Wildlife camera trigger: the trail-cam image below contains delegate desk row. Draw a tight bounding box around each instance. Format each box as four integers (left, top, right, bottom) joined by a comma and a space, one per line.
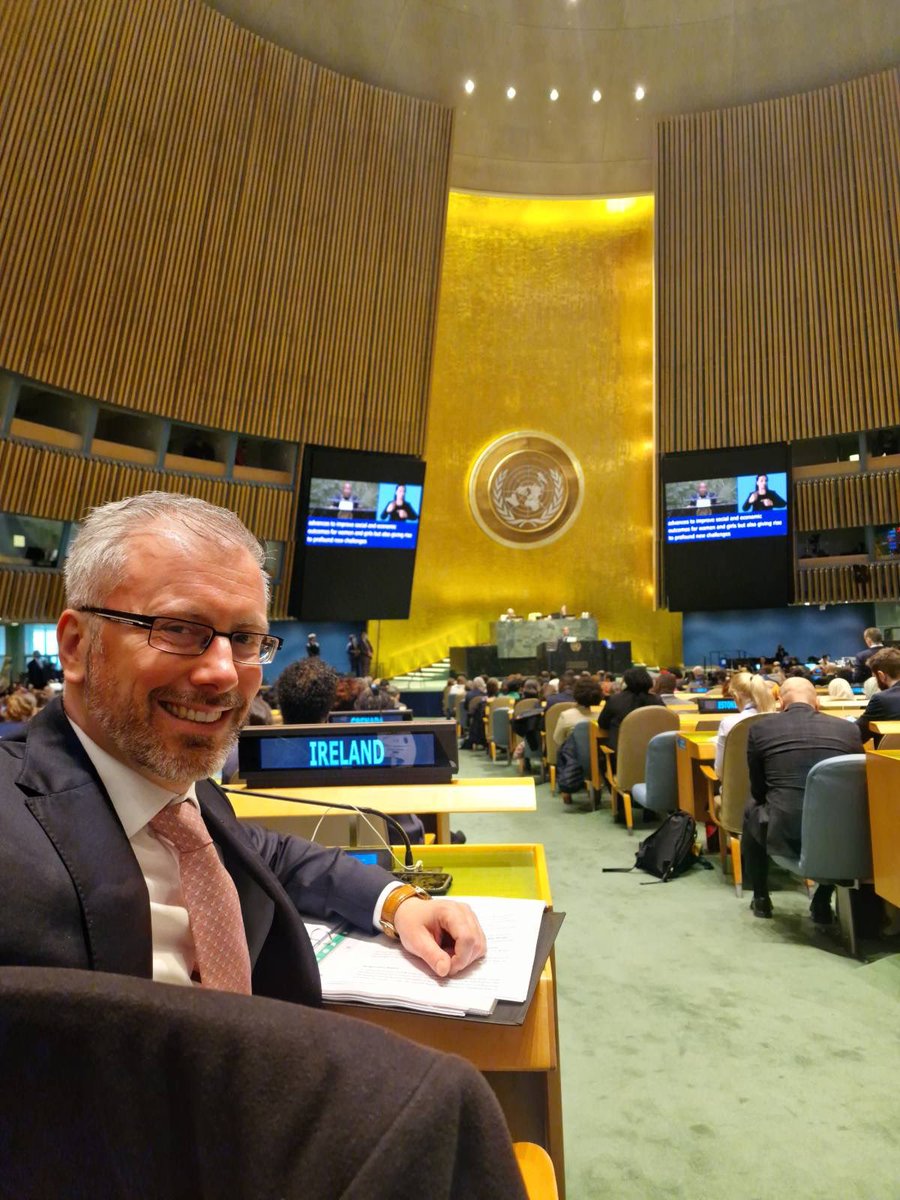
666, 720, 900, 912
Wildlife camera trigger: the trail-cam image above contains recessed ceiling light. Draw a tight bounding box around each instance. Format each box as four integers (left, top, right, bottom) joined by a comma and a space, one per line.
634, 85, 645, 101
592, 89, 602, 103
506, 86, 516, 100
464, 79, 475, 95
549, 88, 559, 102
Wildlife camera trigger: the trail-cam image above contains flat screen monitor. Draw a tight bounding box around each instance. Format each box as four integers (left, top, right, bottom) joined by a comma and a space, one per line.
288, 445, 426, 620
661, 443, 792, 611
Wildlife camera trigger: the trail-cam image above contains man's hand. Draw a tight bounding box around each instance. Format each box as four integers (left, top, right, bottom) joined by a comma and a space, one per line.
393, 898, 486, 978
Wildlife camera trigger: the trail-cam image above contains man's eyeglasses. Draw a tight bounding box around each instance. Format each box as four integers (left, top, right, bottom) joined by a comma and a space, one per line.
79, 607, 283, 665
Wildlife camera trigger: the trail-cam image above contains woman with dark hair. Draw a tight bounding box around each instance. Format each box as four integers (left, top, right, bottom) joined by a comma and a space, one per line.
380, 484, 418, 521
742, 473, 786, 511
596, 666, 663, 763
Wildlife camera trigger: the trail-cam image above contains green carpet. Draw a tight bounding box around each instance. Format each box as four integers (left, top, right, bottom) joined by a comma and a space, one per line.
455, 749, 900, 1200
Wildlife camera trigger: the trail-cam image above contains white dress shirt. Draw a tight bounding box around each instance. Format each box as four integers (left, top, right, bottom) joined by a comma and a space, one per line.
68, 719, 400, 986
713, 704, 758, 779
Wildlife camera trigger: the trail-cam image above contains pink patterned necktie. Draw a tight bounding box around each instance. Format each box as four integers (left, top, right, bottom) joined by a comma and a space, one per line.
150, 801, 252, 995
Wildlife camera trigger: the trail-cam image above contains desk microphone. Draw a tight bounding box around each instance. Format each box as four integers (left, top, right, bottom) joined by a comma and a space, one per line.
220, 785, 415, 868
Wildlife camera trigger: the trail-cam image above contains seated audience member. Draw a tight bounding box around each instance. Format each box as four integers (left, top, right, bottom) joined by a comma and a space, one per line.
333, 674, 365, 710
355, 679, 399, 711
276, 658, 339, 724
546, 670, 576, 708
684, 665, 708, 692
553, 677, 601, 747
445, 673, 467, 715
853, 626, 885, 682
440, 673, 457, 717
713, 671, 777, 778
742, 678, 862, 922
0, 492, 485, 998
596, 666, 663, 770
862, 673, 881, 700
856, 647, 900, 744
652, 670, 678, 696
599, 672, 618, 698
826, 676, 855, 700
0, 691, 37, 738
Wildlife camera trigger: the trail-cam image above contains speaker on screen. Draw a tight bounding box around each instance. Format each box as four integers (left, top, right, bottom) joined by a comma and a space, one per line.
288, 445, 426, 621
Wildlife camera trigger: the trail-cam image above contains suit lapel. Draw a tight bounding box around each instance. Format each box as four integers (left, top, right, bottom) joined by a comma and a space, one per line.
18, 702, 152, 977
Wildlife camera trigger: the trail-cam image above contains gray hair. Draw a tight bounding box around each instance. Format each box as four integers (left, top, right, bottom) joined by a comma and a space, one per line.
64, 492, 269, 608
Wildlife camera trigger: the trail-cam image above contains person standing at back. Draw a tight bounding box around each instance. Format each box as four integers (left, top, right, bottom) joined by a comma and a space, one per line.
856, 647, 900, 743
852, 626, 885, 683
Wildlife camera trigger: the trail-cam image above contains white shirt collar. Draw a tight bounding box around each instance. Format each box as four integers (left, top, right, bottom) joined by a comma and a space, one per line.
67, 716, 198, 839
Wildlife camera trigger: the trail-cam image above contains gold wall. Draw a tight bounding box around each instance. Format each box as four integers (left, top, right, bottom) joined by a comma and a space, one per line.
377, 193, 682, 676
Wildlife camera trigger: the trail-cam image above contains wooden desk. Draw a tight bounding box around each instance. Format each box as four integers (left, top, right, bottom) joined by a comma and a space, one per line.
675, 731, 717, 820
869, 720, 900, 736
228, 777, 536, 844
677, 711, 725, 733
331, 843, 566, 1197
864, 750, 900, 908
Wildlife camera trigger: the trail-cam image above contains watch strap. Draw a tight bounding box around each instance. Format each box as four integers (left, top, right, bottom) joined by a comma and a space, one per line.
379, 883, 430, 938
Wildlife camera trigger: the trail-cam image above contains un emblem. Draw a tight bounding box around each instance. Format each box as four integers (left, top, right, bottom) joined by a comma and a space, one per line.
468, 433, 584, 548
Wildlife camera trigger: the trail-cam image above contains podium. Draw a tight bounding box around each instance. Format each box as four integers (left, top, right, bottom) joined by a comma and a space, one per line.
537, 639, 631, 675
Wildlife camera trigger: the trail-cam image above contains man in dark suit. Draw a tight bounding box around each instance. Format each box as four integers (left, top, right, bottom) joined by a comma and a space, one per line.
857, 647, 900, 743
0, 492, 484, 996
743, 677, 862, 923
852, 625, 885, 682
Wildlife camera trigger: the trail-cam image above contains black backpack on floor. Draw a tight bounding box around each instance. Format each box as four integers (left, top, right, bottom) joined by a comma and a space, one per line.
604, 810, 706, 883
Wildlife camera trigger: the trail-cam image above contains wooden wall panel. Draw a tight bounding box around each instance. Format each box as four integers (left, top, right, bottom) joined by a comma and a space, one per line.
795, 470, 900, 532
0, 440, 298, 618
656, 68, 899, 453
0, 441, 293, 538
795, 561, 900, 606
0, 0, 452, 622
0, 0, 451, 452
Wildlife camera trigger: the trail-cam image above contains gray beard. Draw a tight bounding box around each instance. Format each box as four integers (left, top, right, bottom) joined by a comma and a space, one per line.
83, 648, 245, 785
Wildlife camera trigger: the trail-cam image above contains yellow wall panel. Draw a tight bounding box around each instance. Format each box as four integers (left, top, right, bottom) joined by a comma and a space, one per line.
376, 194, 681, 676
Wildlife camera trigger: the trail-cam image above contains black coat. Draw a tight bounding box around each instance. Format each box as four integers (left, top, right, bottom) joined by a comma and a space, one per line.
597, 690, 663, 753
857, 681, 900, 743
745, 704, 862, 858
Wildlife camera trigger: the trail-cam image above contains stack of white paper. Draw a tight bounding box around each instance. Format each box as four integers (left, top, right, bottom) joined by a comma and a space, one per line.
306, 895, 547, 1018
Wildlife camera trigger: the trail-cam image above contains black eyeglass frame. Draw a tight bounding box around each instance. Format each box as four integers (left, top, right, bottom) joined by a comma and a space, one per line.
78, 606, 283, 665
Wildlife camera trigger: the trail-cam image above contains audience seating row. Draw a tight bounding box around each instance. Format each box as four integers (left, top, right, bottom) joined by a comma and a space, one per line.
469, 696, 878, 959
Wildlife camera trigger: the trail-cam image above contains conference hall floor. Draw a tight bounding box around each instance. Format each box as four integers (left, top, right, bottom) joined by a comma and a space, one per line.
455, 748, 900, 1200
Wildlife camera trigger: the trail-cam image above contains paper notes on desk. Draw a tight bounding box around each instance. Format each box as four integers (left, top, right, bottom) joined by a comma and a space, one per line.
305, 896, 548, 1019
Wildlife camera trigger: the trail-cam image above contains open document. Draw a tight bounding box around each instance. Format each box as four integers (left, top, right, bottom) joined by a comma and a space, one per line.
304, 896, 553, 1020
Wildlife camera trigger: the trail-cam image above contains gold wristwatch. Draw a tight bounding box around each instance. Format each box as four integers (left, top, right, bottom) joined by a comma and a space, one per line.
379, 883, 430, 938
